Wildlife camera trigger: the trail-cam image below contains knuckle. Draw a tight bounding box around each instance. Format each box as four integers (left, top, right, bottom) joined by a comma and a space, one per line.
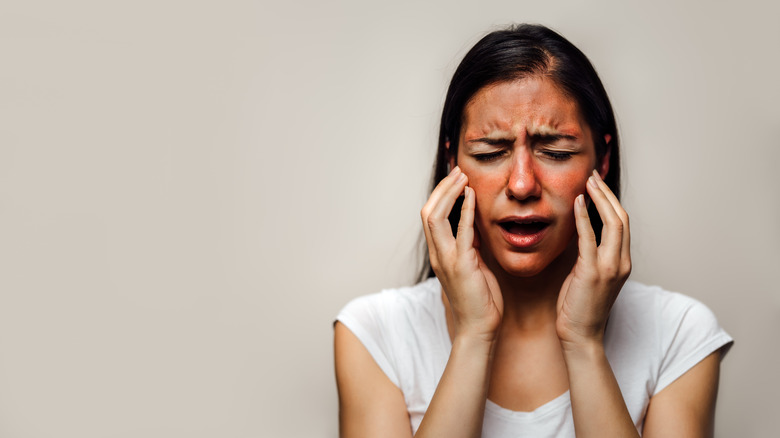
622, 259, 632, 276
612, 218, 623, 233
602, 263, 620, 280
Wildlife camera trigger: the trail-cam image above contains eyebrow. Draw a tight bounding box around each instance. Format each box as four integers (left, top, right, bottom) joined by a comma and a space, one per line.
467, 132, 578, 145
529, 132, 578, 142
467, 137, 513, 145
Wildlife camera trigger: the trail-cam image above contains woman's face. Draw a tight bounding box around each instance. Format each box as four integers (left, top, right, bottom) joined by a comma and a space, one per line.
455, 77, 608, 277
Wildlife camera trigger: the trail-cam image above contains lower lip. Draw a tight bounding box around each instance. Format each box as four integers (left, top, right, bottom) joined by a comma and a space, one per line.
499, 224, 549, 248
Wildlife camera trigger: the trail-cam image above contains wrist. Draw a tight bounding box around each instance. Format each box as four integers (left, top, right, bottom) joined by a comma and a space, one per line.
452, 332, 497, 356
559, 336, 605, 361
556, 320, 606, 354
452, 314, 501, 345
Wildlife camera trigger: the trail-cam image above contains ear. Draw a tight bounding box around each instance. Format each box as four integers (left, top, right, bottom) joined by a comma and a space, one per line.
446, 141, 457, 172
597, 134, 611, 180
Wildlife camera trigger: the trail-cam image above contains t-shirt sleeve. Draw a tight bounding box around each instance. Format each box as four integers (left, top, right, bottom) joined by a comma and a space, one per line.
654, 294, 734, 395
335, 294, 401, 388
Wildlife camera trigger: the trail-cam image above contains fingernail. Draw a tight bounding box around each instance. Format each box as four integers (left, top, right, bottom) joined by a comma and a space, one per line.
457, 172, 467, 183
592, 169, 601, 180
577, 193, 585, 207
451, 166, 461, 176
588, 175, 598, 189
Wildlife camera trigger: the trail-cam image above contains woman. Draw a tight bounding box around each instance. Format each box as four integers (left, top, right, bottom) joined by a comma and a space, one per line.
334, 24, 732, 437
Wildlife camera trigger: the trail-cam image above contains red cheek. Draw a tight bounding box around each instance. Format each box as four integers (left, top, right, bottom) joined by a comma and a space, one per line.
464, 176, 502, 221
545, 168, 589, 194
464, 170, 501, 194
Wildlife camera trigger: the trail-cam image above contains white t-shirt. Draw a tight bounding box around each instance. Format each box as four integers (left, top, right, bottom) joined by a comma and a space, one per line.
336, 277, 733, 437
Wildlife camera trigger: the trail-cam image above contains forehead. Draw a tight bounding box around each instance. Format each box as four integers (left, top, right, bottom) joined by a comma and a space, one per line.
461, 77, 587, 137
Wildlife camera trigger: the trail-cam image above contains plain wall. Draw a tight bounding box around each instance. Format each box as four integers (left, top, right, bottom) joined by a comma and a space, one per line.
1, 0, 778, 436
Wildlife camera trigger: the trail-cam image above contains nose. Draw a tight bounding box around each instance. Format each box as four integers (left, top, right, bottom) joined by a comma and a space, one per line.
506, 148, 542, 201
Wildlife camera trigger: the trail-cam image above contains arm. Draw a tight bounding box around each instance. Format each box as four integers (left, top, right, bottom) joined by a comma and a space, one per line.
334, 320, 495, 438
335, 166, 501, 438
415, 166, 503, 437
557, 170, 639, 437
334, 321, 412, 438
558, 171, 725, 437
560, 342, 722, 438
414, 333, 495, 437
562, 340, 639, 437
643, 351, 721, 438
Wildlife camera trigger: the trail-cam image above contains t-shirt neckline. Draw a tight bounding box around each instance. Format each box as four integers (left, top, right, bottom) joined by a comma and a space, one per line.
432, 277, 572, 420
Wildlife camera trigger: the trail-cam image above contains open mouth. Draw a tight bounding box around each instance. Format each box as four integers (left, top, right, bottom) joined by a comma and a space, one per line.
499, 220, 550, 236
498, 218, 550, 248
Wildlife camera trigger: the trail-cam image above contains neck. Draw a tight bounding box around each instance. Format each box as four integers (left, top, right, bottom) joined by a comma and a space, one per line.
488, 239, 578, 334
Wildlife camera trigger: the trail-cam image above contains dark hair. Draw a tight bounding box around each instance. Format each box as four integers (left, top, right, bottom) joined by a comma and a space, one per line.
419, 23, 621, 281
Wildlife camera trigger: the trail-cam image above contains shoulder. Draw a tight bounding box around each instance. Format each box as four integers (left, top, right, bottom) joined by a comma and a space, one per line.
608, 280, 733, 395
612, 281, 731, 344
337, 277, 442, 327
612, 281, 703, 321
335, 277, 446, 388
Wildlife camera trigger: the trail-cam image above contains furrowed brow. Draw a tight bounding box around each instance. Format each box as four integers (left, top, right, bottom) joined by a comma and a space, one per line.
467, 137, 514, 145
529, 133, 578, 142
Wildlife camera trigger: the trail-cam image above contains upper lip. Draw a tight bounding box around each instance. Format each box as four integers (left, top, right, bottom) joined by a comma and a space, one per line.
497, 215, 552, 224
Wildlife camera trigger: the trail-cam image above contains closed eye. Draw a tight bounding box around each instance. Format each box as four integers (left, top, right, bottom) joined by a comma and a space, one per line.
531, 133, 579, 161
474, 150, 507, 162
541, 150, 573, 160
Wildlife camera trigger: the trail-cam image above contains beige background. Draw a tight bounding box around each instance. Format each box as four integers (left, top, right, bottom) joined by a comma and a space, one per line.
1, 0, 778, 437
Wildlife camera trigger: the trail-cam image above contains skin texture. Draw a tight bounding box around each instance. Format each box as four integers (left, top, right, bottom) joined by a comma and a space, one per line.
457, 78, 601, 281
334, 77, 722, 438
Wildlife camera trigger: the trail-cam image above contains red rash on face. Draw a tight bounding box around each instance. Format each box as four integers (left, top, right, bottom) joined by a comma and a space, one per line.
455, 77, 607, 278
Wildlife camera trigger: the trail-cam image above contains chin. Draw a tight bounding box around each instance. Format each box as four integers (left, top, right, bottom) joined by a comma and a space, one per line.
491, 252, 556, 278
485, 239, 576, 279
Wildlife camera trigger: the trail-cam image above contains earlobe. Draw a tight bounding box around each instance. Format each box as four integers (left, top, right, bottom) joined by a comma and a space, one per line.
598, 134, 612, 180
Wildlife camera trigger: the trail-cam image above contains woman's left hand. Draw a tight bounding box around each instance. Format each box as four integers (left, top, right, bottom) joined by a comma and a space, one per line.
556, 170, 631, 348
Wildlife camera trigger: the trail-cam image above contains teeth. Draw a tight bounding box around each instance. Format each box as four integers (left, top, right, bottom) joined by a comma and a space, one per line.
512, 220, 541, 225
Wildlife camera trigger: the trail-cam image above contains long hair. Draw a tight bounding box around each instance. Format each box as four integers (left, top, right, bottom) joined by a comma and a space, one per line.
418, 24, 621, 281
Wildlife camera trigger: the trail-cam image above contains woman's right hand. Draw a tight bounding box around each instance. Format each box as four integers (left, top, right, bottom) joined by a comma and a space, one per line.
421, 166, 503, 342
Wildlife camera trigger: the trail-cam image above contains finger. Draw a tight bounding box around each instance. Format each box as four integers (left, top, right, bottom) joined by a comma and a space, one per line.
475, 248, 502, 313
421, 167, 467, 254
591, 170, 631, 259
426, 170, 468, 252
421, 167, 461, 265
473, 219, 481, 249
455, 186, 475, 253
586, 173, 622, 266
574, 193, 597, 263
422, 167, 462, 220
421, 166, 461, 243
